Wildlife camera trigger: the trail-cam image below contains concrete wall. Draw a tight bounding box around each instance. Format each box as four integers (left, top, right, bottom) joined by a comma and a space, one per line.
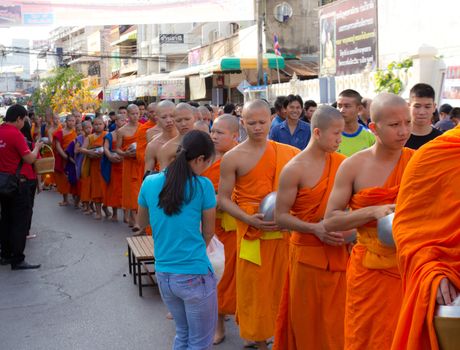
265, 0, 319, 57
377, 0, 460, 100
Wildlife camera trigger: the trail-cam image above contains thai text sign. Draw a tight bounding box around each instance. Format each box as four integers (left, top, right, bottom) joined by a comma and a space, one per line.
319, 0, 377, 76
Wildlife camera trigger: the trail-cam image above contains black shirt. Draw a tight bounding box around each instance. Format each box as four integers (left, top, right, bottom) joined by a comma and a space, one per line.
405, 127, 443, 150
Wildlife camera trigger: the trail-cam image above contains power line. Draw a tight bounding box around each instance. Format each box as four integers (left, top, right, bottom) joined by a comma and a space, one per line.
2, 46, 188, 62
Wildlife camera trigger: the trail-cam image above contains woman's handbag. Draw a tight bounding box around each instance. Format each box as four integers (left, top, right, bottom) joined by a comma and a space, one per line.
0, 160, 24, 197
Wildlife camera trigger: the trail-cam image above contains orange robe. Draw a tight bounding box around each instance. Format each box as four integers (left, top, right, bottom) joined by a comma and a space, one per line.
392, 127, 460, 350
88, 132, 107, 203
273, 152, 348, 350
77, 136, 91, 202
104, 137, 123, 208
136, 120, 156, 184
233, 140, 299, 341
345, 147, 414, 350
43, 124, 61, 186
122, 129, 141, 210
53, 129, 77, 195
202, 159, 237, 315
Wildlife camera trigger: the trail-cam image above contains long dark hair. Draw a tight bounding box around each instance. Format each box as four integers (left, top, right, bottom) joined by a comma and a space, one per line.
158, 130, 215, 216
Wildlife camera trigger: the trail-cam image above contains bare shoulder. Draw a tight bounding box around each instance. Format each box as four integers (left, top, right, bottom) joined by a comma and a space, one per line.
336, 149, 374, 184
342, 148, 372, 168
160, 138, 180, 157
117, 125, 129, 136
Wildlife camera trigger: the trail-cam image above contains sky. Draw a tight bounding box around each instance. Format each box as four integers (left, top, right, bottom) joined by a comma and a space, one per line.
0, 26, 56, 46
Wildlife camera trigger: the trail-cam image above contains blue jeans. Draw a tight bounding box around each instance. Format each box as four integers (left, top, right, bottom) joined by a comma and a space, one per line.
156, 271, 218, 350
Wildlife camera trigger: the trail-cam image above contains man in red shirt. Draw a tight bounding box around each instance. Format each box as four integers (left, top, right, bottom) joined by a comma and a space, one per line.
0, 104, 43, 270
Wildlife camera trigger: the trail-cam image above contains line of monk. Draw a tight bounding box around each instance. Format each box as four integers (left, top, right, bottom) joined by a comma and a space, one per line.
38, 89, 458, 349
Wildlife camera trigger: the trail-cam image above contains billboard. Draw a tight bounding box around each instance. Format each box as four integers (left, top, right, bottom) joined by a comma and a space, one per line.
0, 5, 22, 26
319, 0, 377, 76
440, 65, 460, 105
1, 0, 254, 26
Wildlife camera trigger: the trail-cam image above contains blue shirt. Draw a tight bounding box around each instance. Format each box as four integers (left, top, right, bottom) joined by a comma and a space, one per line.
269, 119, 311, 150
270, 114, 284, 129
138, 172, 216, 274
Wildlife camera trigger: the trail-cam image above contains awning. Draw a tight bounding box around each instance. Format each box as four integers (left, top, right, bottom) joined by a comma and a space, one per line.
169, 54, 285, 78
111, 30, 137, 46
69, 56, 100, 65
104, 73, 185, 101
281, 60, 319, 78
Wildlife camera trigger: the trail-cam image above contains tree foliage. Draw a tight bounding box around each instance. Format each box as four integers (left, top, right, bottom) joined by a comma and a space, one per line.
32, 67, 101, 116
374, 58, 413, 95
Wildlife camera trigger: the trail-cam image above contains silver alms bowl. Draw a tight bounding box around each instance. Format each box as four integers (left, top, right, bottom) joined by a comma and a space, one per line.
259, 192, 277, 222
377, 212, 395, 247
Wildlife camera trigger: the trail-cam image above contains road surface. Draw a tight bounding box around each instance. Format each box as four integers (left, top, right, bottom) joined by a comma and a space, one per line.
0, 190, 243, 350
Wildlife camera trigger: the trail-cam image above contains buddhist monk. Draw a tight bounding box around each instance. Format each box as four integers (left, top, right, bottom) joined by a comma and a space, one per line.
273, 105, 349, 350
103, 114, 125, 222
116, 104, 141, 230
391, 126, 460, 350
75, 120, 92, 213
193, 120, 210, 134
323, 93, 414, 350
47, 113, 62, 144
201, 114, 239, 345
135, 103, 157, 186
198, 105, 213, 127
144, 100, 177, 175
40, 110, 56, 189
53, 114, 77, 206
146, 104, 163, 143
218, 100, 300, 349
158, 103, 195, 170
81, 117, 108, 220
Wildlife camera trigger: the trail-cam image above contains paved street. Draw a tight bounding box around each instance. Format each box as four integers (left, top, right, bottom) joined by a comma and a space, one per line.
0, 190, 242, 350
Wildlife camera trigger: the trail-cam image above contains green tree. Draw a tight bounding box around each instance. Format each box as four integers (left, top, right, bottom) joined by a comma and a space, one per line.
374, 58, 413, 95
32, 67, 100, 115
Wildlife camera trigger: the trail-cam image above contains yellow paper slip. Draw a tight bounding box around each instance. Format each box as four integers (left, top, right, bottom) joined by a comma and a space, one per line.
239, 231, 283, 265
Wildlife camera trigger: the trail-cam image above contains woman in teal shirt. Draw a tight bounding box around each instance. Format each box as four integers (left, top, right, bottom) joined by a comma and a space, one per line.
138, 130, 217, 350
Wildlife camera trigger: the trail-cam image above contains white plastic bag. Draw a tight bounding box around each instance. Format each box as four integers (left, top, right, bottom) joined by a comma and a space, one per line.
207, 236, 225, 282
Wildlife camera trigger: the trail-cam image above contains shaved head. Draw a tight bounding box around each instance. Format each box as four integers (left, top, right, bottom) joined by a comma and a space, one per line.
127, 103, 139, 113
370, 93, 408, 123
157, 100, 175, 111
311, 105, 343, 131
213, 114, 239, 133
193, 120, 210, 133
242, 99, 271, 119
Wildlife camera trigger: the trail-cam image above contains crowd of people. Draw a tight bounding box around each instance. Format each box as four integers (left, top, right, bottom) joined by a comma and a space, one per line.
0, 82, 459, 350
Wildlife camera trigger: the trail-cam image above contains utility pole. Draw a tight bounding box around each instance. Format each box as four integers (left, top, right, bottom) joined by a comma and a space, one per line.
256, 0, 264, 86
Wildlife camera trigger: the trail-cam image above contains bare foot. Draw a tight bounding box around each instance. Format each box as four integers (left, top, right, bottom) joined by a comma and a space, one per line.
94, 214, 102, 220
166, 312, 173, 320
213, 314, 226, 345
59, 201, 69, 207
102, 206, 111, 218
256, 341, 269, 350
83, 210, 92, 215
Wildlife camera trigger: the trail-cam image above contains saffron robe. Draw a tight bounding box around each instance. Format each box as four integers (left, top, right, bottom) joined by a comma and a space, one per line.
233, 140, 299, 341
121, 129, 141, 210
88, 132, 107, 203
136, 120, 155, 184
345, 147, 414, 350
53, 129, 77, 195
202, 159, 237, 315
104, 136, 123, 208
274, 152, 348, 350
392, 127, 460, 350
